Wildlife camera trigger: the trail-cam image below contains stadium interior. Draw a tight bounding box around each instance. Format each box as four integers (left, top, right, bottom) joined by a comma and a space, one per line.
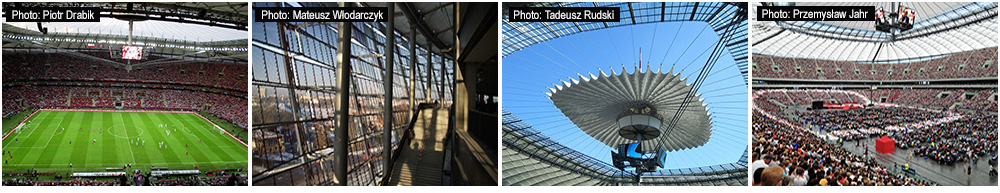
249, 2, 498, 186
751, 2, 997, 186
501, 2, 749, 186
2, 2, 249, 186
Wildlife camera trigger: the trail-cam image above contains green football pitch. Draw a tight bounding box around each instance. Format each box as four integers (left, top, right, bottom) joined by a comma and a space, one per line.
1, 109, 248, 176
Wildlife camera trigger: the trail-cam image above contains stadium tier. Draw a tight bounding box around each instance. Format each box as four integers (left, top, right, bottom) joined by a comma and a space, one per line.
3, 52, 248, 91
752, 113, 935, 186
2, 2, 249, 186
753, 88, 997, 186
3, 86, 247, 130
750, 2, 997, 186
753, 48, 997, 81
2, 52, 248, 129
2, 172, 247, 186
755, 89, 997, 113
2, 179, 121, 186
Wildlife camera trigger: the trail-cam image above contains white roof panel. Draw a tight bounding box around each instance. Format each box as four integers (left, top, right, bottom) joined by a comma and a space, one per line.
3, 17, 246, 42
752, 2, 997, 62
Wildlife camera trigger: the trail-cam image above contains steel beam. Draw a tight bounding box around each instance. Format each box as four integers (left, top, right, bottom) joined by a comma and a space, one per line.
426, 46, 433, 101
333, 2, 353, 186
439, 54, 446, 100
409, 26, 417, 113
399, 2, 449, 51
276, 22, 306, 168
381, 2, 395, 180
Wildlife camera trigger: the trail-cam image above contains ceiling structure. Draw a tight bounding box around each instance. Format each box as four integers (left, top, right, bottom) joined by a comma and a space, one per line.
503, 110, 747, 186
501, 2, 749, 186
3, 18, 247, 41
548, 68, 712, 152
2, 2, 248, 63
503, 2, 749, 83
249, 2, 498, 185
796, 2, 968, 31
752, 2, 998, 62
277, 2, 458, 57
3, 2, 247, 31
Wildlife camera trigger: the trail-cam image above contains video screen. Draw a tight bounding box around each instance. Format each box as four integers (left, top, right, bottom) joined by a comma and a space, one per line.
898, 6, 914, 25
121, 45, 143, 60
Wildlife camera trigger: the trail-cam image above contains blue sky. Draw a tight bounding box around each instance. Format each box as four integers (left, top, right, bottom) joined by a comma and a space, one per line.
503, 21, 748, 169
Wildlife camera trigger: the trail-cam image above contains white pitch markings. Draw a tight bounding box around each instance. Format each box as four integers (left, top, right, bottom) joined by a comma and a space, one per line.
3, 160, 247, 167
42, 114, 70, 149
118, 113, 137, 164
15, 113, 47, 141
193, 116, 248, 152
42, 126, 59, 149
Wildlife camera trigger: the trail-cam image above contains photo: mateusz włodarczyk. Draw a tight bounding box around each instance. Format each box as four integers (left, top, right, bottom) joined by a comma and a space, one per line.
250, 2, 498, 186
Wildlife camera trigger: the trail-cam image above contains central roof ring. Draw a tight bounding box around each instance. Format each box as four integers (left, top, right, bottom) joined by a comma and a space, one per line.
617, 102, 663, 140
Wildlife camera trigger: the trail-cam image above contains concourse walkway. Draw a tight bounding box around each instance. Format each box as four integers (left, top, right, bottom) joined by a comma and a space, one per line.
386, 108, 450, 186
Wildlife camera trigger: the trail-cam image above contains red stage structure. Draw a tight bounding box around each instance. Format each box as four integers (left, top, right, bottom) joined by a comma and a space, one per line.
876, 136, 895, 154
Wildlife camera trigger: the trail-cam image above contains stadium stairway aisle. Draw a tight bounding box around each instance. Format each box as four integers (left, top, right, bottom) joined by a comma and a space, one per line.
386, 108, 449, 186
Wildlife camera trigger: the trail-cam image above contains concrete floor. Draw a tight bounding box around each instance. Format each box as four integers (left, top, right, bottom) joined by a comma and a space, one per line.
785, 107, 999, 186
835, 136, 998, 186
386, 108, 449, 186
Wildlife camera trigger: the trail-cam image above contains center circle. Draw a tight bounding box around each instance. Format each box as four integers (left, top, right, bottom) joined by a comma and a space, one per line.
106, 124, 145, 138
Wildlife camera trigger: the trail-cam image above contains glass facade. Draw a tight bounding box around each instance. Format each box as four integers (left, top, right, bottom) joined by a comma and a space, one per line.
251, 2, 453, 186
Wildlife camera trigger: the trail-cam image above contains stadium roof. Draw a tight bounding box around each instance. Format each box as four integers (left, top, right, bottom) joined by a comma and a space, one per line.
752, 2, 998, 62
2, 2, 247, 40
503, 2, 749, 82
3, 18, 247, 41
501, 2, 748, 186
502, 110, 748, 186
548, 67, 712, 152
2, 2, 248, 62
265, 2, 460, 56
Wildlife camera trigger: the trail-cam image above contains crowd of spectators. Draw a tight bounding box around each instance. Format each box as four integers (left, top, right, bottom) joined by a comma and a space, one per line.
3, 51, 248, 128
752, 113, 933, 186
2, 86, 70, 115
753, 89, 870, 107
753, 88, 997, 185
2, 85, 247, 129
859, 89, 997, 112
3, 101, 24, 118
162, 90, 248, 128
753, 48, 997, 80
3, 170, 247, 186
152, 176, 202, 186
893, 113, 997, 165
2, 178, 120, 186
755, 89, 996, 112
203, 174, 247, 186
793, 107, 949, 140
3, 52, 247, 91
